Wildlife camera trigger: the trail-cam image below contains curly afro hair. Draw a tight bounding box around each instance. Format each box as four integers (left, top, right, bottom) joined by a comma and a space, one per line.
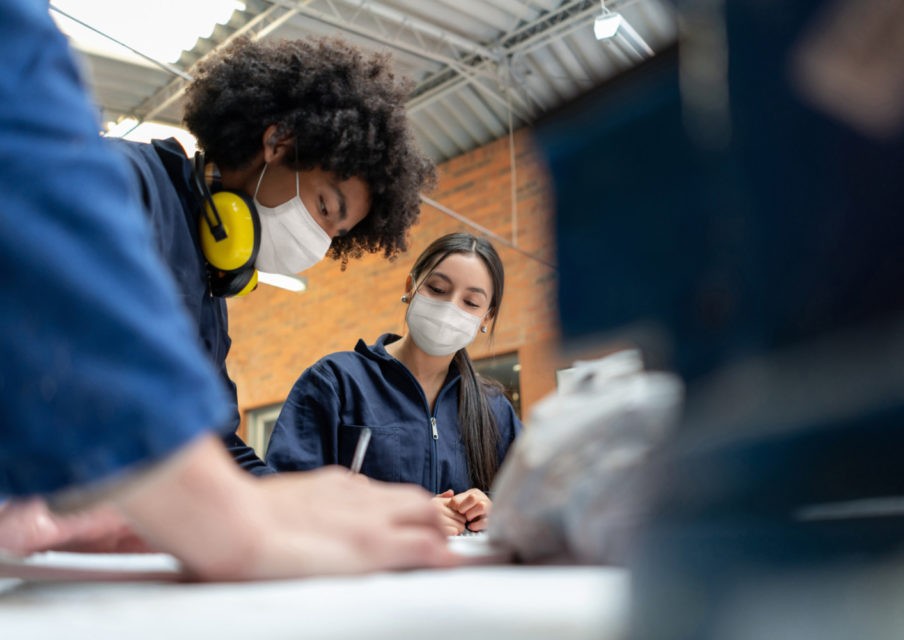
182, 37, 435, 263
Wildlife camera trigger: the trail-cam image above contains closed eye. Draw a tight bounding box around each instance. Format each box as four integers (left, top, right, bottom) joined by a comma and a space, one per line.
427, 285, 446, 295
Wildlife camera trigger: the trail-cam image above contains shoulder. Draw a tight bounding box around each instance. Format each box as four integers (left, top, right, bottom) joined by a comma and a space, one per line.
480, 379, 521, 422
285, 347, 384, 406
478, 375, 507, 400
105, 138, 157, 171
297, 347, 374, 384
105, 138, 191, 196
104, 139, 168, 210
486, 386, 516, 413
319, 343, 374, 366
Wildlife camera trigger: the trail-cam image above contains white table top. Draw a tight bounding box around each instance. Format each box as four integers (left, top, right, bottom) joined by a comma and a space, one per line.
0, 553, 629, 640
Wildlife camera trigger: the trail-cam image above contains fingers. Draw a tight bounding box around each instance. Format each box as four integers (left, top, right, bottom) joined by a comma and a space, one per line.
464, 515, 488, 532
439, 518, 466, 536
462, 502, 491, 523
368, 528, 461, 571
298, 526, 461, 577
246, 471, 463, 579
431, 495, 467, 535
267, 469, 454, 538
321, 508, 460, 573
0, 498, 144, 555
372, 482, 449, 530
448, 489, 492, 522
448, 488, 488, 511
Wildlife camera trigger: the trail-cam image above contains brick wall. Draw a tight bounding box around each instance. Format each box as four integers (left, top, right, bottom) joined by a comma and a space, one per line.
226, 128, 576, 438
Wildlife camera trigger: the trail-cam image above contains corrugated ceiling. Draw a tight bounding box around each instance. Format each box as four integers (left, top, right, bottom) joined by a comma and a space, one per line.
66, 0, 677, 164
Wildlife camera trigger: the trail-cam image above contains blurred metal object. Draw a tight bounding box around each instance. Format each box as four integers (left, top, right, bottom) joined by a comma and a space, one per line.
489, 350, 684, 565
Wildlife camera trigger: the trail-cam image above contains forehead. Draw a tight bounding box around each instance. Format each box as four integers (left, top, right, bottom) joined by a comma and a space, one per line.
426, 252, 493, 295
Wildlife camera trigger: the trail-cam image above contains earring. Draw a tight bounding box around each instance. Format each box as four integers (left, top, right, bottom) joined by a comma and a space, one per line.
401, 294, 409, 303
480, 326, 488, 334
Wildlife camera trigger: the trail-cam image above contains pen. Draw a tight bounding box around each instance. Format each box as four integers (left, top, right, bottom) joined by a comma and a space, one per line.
349, 427, 372, 474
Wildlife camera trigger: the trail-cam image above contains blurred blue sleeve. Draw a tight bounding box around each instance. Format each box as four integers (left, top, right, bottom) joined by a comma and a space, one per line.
0, 0, 233, 496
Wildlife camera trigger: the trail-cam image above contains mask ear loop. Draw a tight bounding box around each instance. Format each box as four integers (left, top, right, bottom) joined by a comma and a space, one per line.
292, 137, 301, 200
253, 163, 268, 201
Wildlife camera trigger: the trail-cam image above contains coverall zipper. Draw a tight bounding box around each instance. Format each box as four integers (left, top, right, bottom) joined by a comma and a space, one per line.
431, 416, 439, 493
386, 355, 454, 495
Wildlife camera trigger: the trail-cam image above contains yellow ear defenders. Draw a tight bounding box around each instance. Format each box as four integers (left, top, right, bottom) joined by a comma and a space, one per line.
193, 152, 260, 297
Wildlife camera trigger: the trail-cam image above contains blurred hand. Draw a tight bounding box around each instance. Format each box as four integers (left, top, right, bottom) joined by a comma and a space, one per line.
248, 468, 462, 578
113, 437, 460, 581
449, 488, 492, 532
431, 489, 467, 536
0, 498, 149, 556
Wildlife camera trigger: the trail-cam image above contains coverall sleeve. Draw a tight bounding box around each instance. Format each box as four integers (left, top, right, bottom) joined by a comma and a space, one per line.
265, 362, 345, 472
0, 0, 232, 496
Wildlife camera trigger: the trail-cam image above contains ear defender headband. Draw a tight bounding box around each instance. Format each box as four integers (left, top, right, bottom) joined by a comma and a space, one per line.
193, 152, 261, 297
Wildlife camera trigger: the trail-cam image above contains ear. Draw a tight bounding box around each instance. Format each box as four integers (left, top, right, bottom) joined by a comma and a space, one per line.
403, 274, 414, 301
483, 306, 496, 323
261, 124, 293, 164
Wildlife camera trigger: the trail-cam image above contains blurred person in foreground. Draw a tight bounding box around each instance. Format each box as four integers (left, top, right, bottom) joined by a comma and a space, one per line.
0, 0, 457, 579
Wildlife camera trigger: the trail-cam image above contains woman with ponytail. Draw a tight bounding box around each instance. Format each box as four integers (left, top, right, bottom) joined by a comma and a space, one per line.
266, 232, 522, 535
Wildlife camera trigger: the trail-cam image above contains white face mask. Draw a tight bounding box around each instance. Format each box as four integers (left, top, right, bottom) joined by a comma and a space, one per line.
253, 165, 332, 275
406, 293, 482, 356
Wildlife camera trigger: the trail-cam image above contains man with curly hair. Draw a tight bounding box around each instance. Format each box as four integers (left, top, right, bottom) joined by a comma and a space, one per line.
111, 36, 434, 473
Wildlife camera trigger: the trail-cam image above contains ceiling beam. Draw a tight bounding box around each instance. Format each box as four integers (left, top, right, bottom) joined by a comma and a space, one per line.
330, 0, 497, 60
280, 0, 534, 122
132, 2, 314, 122
407, 0, 653, 124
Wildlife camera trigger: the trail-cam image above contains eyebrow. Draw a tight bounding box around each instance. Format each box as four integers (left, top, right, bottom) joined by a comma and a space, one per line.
330, 182, 348, 222
428, 272, 488, 298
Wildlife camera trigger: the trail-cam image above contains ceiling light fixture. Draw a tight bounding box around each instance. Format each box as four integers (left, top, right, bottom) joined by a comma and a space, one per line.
593, 1, 654, 57
594, 11, 623, 40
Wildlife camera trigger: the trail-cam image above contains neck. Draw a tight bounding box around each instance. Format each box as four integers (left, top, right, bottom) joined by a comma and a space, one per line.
217, 155, 265, 196
386, 335, 455, 389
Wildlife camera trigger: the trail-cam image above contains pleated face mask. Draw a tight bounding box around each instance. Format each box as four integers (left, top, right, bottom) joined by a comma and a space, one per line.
405, 293, 482, 356
253, 165, 332, 275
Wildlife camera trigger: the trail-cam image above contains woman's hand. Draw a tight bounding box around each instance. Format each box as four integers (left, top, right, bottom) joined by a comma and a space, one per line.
431, 489, 467, 536
448, 488, 492, 532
